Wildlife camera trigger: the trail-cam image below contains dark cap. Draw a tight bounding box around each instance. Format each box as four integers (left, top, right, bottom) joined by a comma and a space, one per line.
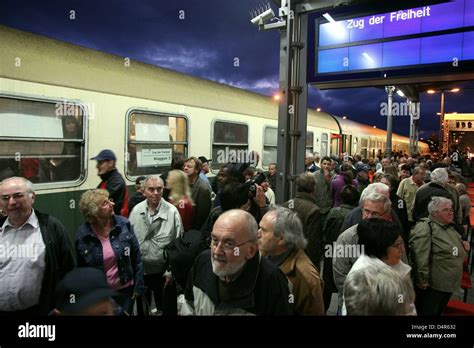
54, 267, 117, 314
356, 163, 370, 173
90, 149, 116, 161
198, 156, 212, 164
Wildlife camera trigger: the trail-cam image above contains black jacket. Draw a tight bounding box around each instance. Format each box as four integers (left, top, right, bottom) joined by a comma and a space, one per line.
0, 211, 76, 314
98, 169, 129, 216
282, 192, 322, 268
412, 182, 454, 222
185, 249, 293, 315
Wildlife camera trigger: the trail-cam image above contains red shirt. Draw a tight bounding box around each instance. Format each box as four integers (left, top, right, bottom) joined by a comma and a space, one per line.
168, 196, 195, 232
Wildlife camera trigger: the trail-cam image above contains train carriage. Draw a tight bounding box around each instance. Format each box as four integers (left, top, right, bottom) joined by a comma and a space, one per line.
0, 25, 428, 236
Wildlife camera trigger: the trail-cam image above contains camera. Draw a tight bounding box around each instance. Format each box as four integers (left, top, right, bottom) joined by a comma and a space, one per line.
247, 172, 267, 198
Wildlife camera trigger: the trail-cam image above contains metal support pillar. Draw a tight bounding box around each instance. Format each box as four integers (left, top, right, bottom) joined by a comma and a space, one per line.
385, 86, 395, 158
409, 99, 420, 155
275, 0, 308, 204
440, 91, 446, 154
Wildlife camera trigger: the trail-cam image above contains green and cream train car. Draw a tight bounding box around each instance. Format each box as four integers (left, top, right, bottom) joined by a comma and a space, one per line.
0, 25, 428, 237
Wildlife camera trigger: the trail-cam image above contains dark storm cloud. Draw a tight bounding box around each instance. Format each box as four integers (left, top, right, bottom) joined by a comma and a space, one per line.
1, 0, 473, 137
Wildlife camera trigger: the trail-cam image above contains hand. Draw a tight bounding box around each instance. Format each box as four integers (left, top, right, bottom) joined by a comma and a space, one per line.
254, 184, 267, 208
417, 283, 429, 290
163, 276, 173, 288
132, 292, 141, 300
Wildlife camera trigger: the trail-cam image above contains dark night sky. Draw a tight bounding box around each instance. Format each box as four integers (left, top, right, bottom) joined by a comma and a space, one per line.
1, 0, 474, 138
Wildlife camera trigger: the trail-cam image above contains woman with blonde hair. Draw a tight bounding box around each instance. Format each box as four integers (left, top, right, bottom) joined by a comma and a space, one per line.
166, 169, 195, 232
75, 189, 145, 315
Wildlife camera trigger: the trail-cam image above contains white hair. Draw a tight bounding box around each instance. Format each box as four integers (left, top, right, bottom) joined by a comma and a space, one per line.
430, 168, 448, 185
428, 196, 452, 215
360, 183, 389, 205
0, 176, 35, 195
362, 192, 391, 214
344, 263, 415, 315
144, 175, 164, 187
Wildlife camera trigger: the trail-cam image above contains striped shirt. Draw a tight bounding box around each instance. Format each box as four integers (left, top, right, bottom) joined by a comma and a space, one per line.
0, 210, 46, 311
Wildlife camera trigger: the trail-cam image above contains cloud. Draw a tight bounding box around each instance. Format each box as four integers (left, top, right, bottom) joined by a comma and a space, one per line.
143, 45, 218, 72
214, 77, 278, 94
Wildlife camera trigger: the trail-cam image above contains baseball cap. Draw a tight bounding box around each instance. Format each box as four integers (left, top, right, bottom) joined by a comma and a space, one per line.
54, 267, 117, 314
198, 156, 212, 164
90, 149, 116, 161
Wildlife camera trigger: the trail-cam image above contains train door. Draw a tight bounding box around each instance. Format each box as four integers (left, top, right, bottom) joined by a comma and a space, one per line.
370, 139, 376, 158
377, 140, 383, 157
342, 134, 351, 155
331, 134, 341, 157
360, 138, 368, 159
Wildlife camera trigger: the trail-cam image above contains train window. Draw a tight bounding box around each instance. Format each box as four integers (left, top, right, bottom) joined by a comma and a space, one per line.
306, 132, 314, 154
0, 97, 85, 184
127, 111, 187, 177
212, 121, 248, 171
321, 133, 328, 157
263, 126, 277, 167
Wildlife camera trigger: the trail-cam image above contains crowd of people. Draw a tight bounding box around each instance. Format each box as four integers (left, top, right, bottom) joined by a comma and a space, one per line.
0, 145, 472, 316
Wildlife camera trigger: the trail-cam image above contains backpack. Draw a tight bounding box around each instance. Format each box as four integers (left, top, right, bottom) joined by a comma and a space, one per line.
164, 229, 208, 291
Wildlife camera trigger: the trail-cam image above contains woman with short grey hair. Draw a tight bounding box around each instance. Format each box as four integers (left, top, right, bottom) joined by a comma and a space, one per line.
410, 196, 469, 315
344, 263, 415, 315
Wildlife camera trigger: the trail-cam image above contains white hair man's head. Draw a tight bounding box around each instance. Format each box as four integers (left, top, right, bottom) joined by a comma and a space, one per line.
359, 182, 390, 206
430, 168, 448, 186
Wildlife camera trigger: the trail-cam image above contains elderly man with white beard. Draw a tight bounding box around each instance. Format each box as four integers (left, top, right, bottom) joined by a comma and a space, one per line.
181, 209, 293, 315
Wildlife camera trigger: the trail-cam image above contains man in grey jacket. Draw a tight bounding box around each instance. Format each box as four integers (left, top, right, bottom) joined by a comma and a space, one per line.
313, 156, 333, 226
129, 175, 182, 315
332, 192, 393, 310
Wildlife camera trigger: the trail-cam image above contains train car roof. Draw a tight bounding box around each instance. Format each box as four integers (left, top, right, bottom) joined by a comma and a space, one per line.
335, 116, 413, 144
0, 25, 342, 130
0, 24, 429, 150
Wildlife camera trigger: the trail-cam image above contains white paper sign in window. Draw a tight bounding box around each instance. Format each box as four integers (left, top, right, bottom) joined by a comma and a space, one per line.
139, 148, 173, 167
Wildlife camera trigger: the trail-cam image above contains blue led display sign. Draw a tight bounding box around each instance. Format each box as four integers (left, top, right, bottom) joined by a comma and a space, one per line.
308, 0, 474, 88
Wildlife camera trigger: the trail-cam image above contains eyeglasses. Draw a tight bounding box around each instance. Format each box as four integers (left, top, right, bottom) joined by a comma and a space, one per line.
362, 209, 386, 218
1, 192, 27, 202
147, 187, 163, 192
210, 236, 255, 253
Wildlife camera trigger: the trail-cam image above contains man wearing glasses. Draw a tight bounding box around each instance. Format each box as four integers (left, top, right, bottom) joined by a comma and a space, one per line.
0, 177, 76, 315
181, 209, 293, 315
410, 197, 469, 315
332, 191, 397, 313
